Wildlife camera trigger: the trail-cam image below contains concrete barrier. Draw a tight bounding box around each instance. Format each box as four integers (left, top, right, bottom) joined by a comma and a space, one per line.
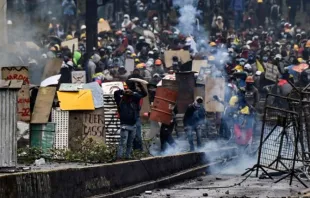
0, 148, 237, 198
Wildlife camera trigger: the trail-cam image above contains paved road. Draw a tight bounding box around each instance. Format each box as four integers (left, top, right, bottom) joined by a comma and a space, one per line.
134, 174, 306, 198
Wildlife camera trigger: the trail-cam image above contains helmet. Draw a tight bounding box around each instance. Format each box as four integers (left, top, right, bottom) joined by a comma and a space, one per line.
155, 59, 162, 65
136, 63, 146, 69
134, 58, 140, 63
306, 40, 310, 48
131, 53, 137, 58
81, 25, 86, 30
66, 35, 73, 40
245, 76, 255, 83
99, 18, 104, 23
229, 96, 238, 107
209, 42, 216, 47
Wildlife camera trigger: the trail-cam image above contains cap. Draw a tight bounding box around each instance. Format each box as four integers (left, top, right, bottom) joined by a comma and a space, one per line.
99, 18, 104, 23
66, 35, 73, 40
81, 25, 86, 30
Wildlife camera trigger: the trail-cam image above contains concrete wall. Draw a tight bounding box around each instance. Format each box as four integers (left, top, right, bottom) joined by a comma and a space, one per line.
0, 149, 236, 198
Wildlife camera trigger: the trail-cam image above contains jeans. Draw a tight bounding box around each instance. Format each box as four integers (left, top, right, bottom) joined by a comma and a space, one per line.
133, 117, 143, 151
234, 11, 243, 30
117, 125, 136, 159
185, 125, 202, 151
160, 123, 176, 152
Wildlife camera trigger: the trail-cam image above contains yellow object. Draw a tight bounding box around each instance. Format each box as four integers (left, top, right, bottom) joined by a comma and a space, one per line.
81, 33, 86, 39
240, 106, 250, 115
234, 65, 244, 71
233, 38, 240, 45
99, 18, 105, 23
294, 44, 299, 51
131, 53, 137, 58
229, 96, 238, 107
66, 35, 73, 40
257, 0, 263, 3
136, 63, 146, 69
256, 60, 265, 72
57, 90, 95, 111
208, 56, 215, 61
48, 23, 53, 29
54, 44, 60, 51
134, 58, 140, 63
298, 58, 303, 63
209, 42, 216, 47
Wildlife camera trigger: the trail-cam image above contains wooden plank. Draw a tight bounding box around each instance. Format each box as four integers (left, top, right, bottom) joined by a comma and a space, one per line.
164, 50, 191, 68
31, 87, 56, 124
205, 77, 225, 112
61, 38, 78, 52
1, 66, 30, 121
192, 60, 208, 73
98, 20, 111, 33
41, 58, 63, 81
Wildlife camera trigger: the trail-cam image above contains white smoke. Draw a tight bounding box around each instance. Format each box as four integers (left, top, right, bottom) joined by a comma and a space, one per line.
173, 0, 200, 36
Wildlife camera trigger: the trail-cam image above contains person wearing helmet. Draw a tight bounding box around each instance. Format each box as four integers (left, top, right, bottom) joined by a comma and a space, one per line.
153, 59, 165, 75
244, 76, 259, 110
183, 96, 206, 151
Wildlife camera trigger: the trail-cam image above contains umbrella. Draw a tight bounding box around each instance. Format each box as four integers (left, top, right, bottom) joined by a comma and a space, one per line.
40, 74, 61, 87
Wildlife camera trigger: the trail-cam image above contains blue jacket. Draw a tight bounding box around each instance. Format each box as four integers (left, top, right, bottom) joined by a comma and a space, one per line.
183, 104, 206, 128
230, 0, 244, 11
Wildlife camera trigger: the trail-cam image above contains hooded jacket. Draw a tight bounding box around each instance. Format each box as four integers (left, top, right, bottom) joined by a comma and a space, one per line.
183, 103, 206, 128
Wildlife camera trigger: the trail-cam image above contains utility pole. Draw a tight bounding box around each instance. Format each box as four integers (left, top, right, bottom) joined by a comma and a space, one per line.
85, 0, 98, 58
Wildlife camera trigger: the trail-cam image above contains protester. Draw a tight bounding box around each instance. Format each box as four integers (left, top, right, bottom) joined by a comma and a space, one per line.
114, 81, 147, 159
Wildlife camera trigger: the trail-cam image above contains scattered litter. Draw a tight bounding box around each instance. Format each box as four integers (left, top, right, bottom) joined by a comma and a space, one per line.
203, 193, 208, 197
216, 177, 222, 180
145, 191, 152, 195
225, 190, 229, 194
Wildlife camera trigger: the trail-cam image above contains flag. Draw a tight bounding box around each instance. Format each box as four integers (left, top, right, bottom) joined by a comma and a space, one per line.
256, 60, 265, 72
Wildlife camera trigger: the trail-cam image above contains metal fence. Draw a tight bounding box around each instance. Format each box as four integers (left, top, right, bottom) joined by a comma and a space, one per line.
103, 95, 120, 146
0, 89, 18, 168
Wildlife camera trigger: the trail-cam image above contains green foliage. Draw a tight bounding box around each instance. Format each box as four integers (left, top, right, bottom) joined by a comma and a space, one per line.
18, 137, 151, 164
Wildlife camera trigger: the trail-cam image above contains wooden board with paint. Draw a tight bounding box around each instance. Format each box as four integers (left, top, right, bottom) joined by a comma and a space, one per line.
205, 77, 225, 112
83, 82, 104, 108
71, 71, 86, 84
69, 108, 105, 150
31, 87, 56, 124
102, 82, 124, 95
41, 58, 63, 81
1, 66, 30, 121
164, 50, 191, 68
61, 38, 78, 53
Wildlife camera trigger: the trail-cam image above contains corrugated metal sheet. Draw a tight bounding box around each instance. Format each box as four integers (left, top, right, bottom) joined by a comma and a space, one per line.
104, 95, 120, 146
176, 72, 195, 113
0, 89, 18, 168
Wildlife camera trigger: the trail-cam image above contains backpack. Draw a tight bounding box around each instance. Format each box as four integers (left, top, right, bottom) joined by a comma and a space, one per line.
118, 98, 138, 125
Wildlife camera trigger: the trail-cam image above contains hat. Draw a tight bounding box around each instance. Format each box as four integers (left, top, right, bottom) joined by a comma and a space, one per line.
217, 16, 223, 20
153, 73, 160, 77
99, 18, 104, 23
81, 25, 86, 30
244, 64, 252, 70
255, 71, 262, 76
209, 42, 216, 47
66, 35, 73, 40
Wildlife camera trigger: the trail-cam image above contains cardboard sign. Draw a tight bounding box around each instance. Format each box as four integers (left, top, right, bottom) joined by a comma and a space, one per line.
196, 67, 211, 84
41, 58, 63, 81
102, 82, 124, 95
125, 59, 135, 73
83, 82, 104, 108
205, 77, 225, 112
1, 66, 30, 121
192, 60, 208, 73
69, 108, 105, 150
59, 83, 83, 92
61, 38, 78, 53
57, 90, 95, 111
164, 50, 191, 68
265, 63, 279, 82
31, 87, 56, 124
71, 71, 86, 84
98, 20, 111, 33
